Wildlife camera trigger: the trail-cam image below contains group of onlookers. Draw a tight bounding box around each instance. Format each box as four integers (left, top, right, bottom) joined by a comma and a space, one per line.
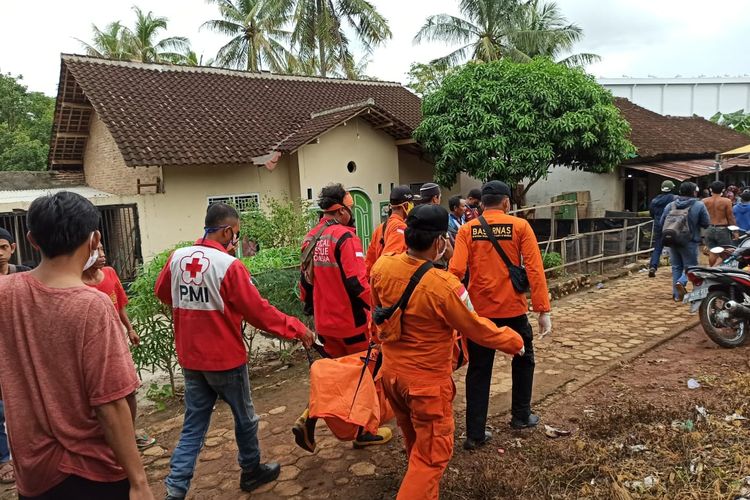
650, 179, 750, 301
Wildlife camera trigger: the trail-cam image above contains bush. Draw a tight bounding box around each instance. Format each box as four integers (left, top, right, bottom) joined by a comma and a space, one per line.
241, 198, 317, 249
542, 251, 563, 274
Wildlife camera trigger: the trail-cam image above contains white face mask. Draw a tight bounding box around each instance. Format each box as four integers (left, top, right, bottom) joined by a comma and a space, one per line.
434, 236, 447, 262
82, 233, 98, 271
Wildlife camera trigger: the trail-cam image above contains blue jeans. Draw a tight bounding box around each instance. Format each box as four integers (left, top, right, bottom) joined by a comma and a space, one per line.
649, 230, 664, 270
669, 241, 698, 299
165, 365, 260, 498
0, 401, 9, 462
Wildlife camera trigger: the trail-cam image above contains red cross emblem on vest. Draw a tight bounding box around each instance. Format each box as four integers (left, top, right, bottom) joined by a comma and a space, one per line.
179, 251, 210, 285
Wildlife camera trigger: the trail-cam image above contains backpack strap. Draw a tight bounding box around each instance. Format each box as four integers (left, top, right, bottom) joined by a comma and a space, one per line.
379, 219, 389, 247
395, 260, 434, 312
301, 220, 336, 265
478, 215, 515, 269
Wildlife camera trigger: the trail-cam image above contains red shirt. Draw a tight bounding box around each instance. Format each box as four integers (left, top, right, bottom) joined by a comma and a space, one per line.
155, 239, 307, 371
0, 273, 139, 497
87, 267, 128, 311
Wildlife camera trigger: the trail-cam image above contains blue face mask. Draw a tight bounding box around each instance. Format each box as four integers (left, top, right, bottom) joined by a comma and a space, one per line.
203, 226, 239, 249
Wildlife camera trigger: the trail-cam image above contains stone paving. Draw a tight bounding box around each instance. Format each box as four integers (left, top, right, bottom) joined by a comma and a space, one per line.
0, 268, 699, 499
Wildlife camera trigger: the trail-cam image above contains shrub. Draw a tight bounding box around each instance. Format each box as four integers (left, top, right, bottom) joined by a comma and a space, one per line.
241, 198, 317, 249
542, 251, 563, 274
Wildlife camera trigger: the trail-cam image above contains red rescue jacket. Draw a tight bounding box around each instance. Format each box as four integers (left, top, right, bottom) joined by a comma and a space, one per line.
155, 239, 306, 371
300, 218, 371, 339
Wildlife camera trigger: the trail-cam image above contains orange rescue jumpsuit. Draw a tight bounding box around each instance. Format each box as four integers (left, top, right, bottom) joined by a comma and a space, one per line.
370, 254, 524, 500
365, 213, 407, 279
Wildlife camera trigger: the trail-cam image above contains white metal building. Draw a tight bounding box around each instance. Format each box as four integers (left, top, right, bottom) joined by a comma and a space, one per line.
599, 77, 750, 119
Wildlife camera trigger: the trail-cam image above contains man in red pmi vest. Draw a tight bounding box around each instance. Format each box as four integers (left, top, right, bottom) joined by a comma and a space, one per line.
295, 184, 392, 451
155, 203, 314, 499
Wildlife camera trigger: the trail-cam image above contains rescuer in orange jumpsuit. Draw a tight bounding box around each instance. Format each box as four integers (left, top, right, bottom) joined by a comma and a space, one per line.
370, 204, 525, 500
449, 181, 552, 450
365, 185, 415, 278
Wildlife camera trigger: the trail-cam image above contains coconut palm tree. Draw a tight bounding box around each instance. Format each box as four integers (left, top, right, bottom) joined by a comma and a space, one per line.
281, 0, 391, 78
202, 0, 294, 72
76, 21, 131, 60
127, 7, 191, 63
414, 0, 598, 68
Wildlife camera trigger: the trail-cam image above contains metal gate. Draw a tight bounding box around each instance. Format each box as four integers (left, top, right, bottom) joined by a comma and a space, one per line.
0, 204, 142, 281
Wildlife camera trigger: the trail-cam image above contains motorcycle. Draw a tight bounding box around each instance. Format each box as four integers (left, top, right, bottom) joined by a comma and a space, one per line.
707, 225, 750, 267
685, 247, 750, 347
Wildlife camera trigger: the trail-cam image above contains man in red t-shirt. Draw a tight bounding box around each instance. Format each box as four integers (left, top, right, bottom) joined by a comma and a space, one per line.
83, 243, 156, 451
0, 192, 152, 499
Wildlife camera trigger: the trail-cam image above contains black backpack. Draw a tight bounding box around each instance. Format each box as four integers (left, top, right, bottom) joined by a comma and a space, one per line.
661, 201, 693, 247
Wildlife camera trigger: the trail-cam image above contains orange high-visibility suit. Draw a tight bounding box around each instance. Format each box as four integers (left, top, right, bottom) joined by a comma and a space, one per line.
371, 254, 524, 500
365, 213, 407, 279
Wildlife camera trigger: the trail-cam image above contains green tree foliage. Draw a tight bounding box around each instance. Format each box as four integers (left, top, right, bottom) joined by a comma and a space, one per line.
0, 73, 54, 171
711, 109, 750, 136
202, 0, 294, 72
414, 59, 635, 194
77, 6, 191, 64
281, 0, 391, 78
414, 0, 598, 68
405, 61, 454, 97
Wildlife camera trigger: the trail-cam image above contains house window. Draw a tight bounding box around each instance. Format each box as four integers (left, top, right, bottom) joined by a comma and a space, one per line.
307, 188, 313, 199
207, 194, 259, 212
347, 161, 357, 173
409, 182, 426, 194
378, 183, 383, 195
390, 183, 395, 191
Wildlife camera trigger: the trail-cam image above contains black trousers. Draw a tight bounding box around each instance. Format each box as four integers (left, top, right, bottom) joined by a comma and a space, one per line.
19, 475, 130, 500
465, 314, 535, 440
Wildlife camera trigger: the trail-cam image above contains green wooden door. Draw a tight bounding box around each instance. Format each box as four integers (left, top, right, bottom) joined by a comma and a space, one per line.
350, 189, 373, 249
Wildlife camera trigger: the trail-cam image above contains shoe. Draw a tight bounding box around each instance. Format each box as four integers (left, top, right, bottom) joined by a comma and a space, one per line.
648, 267, 656, 278
463, 430, 492, 450
292, 409, 317, 453
353, 427, 393, 449
136, 433, 156, 451
510, 413, 541, 429
674, 282, 687, 302
240, 462, 281, 492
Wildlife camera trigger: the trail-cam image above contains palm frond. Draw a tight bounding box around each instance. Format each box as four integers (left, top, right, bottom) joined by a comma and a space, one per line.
414, 14, 479, 45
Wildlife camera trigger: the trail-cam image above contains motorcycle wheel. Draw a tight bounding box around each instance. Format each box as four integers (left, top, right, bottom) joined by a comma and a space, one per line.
698, 291, 748, 348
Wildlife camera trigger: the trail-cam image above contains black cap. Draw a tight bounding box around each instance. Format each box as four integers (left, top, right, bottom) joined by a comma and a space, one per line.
742, 189, 750, 202
407, 204, 449, 232
468, 188, 482, 199
390, 185, 415, 205
481, 180, 511, 197
419, 182, 441, 199
0, 228, 13, 244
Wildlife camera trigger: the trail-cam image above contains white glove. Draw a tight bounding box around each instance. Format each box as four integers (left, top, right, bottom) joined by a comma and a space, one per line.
538, 312, 552, 338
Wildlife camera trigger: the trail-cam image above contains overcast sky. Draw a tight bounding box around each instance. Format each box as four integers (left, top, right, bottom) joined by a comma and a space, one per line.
2, 0, 750, 96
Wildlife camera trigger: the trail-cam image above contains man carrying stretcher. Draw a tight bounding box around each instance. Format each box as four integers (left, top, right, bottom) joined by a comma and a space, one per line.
294, 184, 392, 452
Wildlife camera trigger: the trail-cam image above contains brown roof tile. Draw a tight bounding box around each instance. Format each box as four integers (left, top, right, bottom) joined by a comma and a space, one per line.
53, 55, 421, 167
614, 97, 749, 162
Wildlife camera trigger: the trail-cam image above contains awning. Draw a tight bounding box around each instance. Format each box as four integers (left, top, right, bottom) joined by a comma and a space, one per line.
626, 158, 750, 181
722, 144, 750, 157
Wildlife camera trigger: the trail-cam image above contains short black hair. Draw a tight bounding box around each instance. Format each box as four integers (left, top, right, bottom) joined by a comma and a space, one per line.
481, 193, 508, 207
205, 202, 239, 227
404, 227, 444, 252
710, 180, 725, 194
318, 183, 347, 211
468, 188, 482, 200
679, 181, 697, 197
27, 191, 100, 259
448, 195, 463, 211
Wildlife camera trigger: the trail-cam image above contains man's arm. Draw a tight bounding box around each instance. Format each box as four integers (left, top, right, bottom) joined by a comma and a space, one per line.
364, 225, 382, 280
726, 199, 737, 226
520, 222, 551, 313
153, 255, 174, 305
118, 308, 139, 346
382, 221, 406, 254
699, 203, 711, 229
448, 225, 470, 280
95, 399, 152, 499
338, 235, 371, 307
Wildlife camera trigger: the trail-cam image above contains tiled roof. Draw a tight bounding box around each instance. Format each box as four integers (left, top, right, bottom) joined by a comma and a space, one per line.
50, 55, 421, 168
613, 98, 749, 162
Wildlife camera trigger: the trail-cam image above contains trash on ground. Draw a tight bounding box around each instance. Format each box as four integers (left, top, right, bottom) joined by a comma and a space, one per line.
596, 282, 605, 289
687, 378, 701, 389
497, 448, 505, 455
544, 424, 572, 439
509, 438, 523, 448
724, 413, 748, 423
671, 419, 695, 432
629, 444, 648, 453
625, 475, 659, 491
695, 406, 708, 421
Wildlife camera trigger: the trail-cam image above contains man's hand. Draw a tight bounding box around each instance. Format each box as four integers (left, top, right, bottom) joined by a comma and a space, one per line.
538, 312, 552, 338
128, 329, 141, 346
299, 328, 315, 350
129, 481, 155, 500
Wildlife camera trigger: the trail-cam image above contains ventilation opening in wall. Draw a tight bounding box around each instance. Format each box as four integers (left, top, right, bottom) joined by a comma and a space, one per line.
306, 188, 313, 199
378, 183, 383, 195
390, 183, 395, 191
347, 161, 357, 173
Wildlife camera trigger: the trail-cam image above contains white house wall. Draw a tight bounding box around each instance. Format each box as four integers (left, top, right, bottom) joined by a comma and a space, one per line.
524, 168, 623, 218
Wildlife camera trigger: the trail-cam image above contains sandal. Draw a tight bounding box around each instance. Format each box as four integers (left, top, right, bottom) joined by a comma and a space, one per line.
136, 434, 157, 451
0, 461, 14, 484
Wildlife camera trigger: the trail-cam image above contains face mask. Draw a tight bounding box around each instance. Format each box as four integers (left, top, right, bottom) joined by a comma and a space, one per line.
343, 207, 356, 228
434, 236, 447, 262
82, 233, 98, 271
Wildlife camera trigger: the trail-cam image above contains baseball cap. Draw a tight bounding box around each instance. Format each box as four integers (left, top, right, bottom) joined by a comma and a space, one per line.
481, 180, 512, 197
419, 182, 441, 199
0, 228, 14, 244
741, 189, 750, 202
407, 204, 449, 233
661, 180, 675, 193
390, 185, 415, 205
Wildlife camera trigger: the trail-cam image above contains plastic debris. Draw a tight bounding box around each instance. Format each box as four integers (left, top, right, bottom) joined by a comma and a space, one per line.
497, 448, 505, 455
695, 406, 708, 421
629, 444, 648, 453
687, 378, 701, 389
724, 413, 748, 423
671, 419, 694, 432
544, 425, 572, 439
596, 282, 605, 289
625, 475, 659, 491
